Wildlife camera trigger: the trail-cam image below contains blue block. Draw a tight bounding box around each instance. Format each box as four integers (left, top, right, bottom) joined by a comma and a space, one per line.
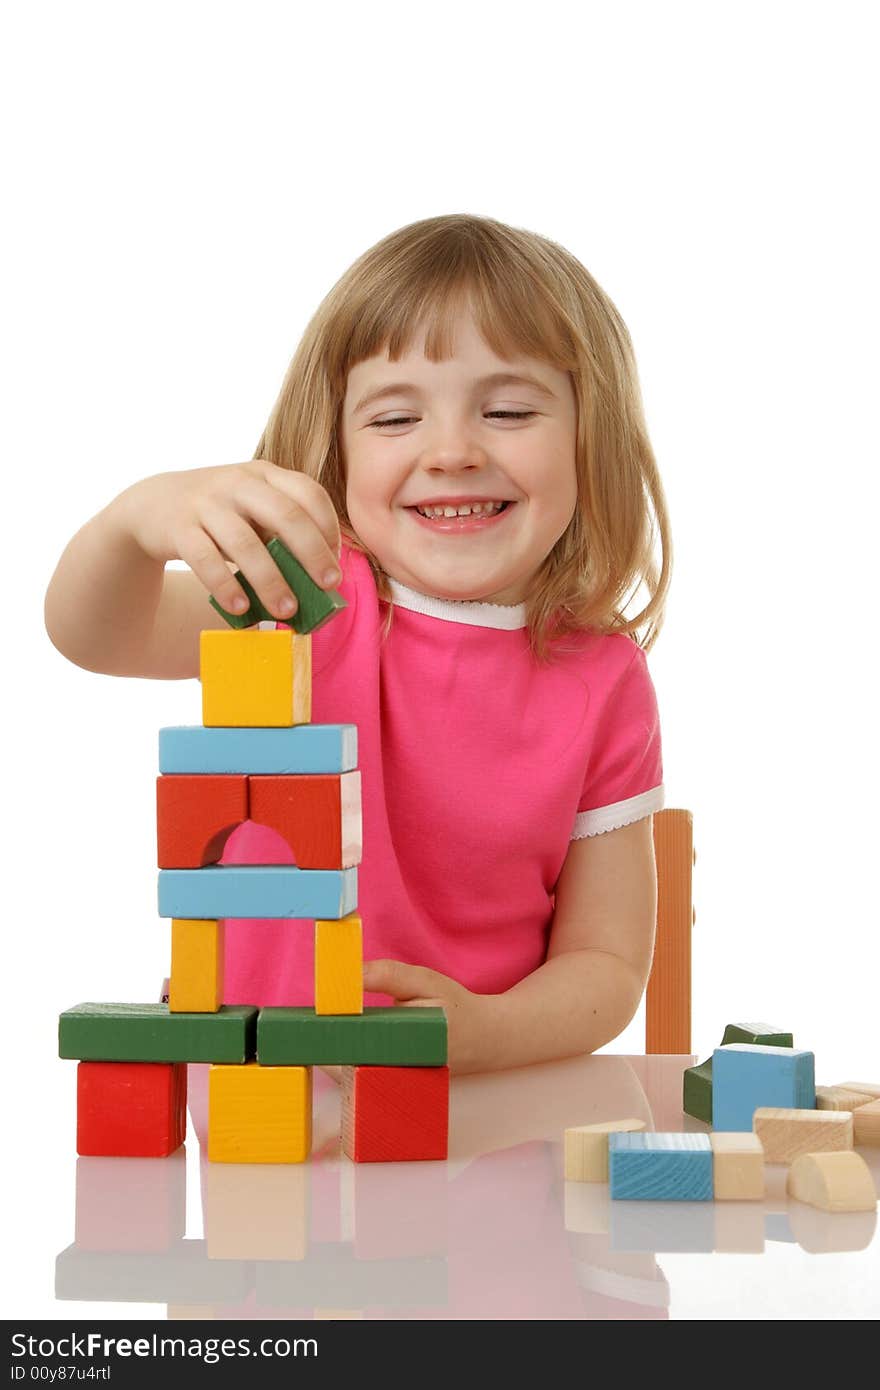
712, 1044, 815, 1131
609, 1132, 713, 1201
159, 725, 358, 775
158, 866, 358, 920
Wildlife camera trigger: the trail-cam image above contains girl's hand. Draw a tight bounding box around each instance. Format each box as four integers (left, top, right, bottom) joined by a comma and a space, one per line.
115, 460, 342, 621
363, 959, 498, 1076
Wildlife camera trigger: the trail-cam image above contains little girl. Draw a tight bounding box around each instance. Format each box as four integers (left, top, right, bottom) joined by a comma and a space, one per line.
45, 213, 671, 1076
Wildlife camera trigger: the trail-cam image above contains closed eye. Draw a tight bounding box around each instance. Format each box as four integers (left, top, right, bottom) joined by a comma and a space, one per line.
368, 411, 536, 428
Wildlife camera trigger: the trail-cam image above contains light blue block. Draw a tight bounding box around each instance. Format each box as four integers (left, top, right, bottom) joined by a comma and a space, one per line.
609, 1132, 713, 1201
712, 1044, 815, 1131
158, 866, 357, 920
158, 725, 358, 775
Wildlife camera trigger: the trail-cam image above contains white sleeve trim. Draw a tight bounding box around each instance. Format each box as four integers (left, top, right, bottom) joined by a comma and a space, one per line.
570, 784, 666, 839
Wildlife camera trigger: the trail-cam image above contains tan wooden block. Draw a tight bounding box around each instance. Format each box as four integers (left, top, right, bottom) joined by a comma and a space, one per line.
852, 1098, 880, 1146
836, 1081, 880, 1101
564, 1118, 646, 1182
816, 1085, 873, 1110
753, 1107, 852, 1164
787, 1151, 877, 1213
710, 1131, 765, 1200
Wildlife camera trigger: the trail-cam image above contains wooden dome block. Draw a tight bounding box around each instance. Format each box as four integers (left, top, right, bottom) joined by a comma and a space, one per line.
787, 1151, 877, 1212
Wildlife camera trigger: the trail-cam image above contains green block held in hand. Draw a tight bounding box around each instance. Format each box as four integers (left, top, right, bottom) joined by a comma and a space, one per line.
209, 537, 347, 635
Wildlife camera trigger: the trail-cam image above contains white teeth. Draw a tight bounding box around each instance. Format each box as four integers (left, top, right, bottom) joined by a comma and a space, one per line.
415, 501, 506, 519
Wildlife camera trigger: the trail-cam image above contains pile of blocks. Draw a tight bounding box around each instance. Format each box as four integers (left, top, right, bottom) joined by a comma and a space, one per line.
565, 1022, 878, 1213
59, 541, 450, 1165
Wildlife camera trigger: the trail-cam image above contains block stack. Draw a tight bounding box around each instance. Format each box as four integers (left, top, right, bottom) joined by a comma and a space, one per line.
59, 540, 450, 1164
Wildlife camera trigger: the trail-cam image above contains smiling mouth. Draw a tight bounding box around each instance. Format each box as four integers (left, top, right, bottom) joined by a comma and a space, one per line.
407, 501, 514, 519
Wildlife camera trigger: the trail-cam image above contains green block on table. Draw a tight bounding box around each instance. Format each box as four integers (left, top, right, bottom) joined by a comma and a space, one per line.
683, 1056, 713, 1123
257, 1006, 447, 1066
721, 1022, 794, 1048
209, 537, 347, 634
59, 1004, 258, 1063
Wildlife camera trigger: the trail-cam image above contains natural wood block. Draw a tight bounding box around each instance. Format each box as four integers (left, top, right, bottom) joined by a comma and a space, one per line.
836, 1081, 880, 1101
205, 1162, 309, 1259
249, 771, 362, 869
170, 919, 225, 1013
257, 1005, 446, 1066
208, 1062, 312, 1164
160, 723, 358, 774
753, 1107, 853, 1164
646, 808, 693, 1054
315, 914, 363, 1015
341, 1065, 449, 1162
209, 536, 347, 635
816, 1084, 873, 1111
852, 1099, 880, 1146
787, 1151, 877, 1212
156, 775, 248, 867
59, 1003, 257, 1063
77, 1062, 187, 1157
564, 1119, 647, 1182
200, 629, 312, 728
710, 1131, 765, 1200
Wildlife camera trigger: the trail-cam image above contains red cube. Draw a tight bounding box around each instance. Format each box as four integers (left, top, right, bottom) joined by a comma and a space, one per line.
341, 1066, 449, 1162
77, 1061, 187, 1157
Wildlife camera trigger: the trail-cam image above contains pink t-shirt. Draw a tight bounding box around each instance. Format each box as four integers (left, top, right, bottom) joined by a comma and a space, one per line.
221, 543, 664, 1006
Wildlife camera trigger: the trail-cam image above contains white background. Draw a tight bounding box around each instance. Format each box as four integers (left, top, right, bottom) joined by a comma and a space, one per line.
2, 0, 878, 1320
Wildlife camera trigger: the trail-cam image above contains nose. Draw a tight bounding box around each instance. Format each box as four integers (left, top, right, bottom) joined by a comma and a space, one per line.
420, 420, 488, 473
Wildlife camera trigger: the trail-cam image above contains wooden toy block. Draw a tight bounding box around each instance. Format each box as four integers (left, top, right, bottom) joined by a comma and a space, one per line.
200, 629, 312, 728
564, 1119, 647, 1182
59, 1003, 257, 1063
787, 1151, 877, 1212
608, 1132, 713, 1201
721, 1022, 793, 1048
249, 771, 363, 869
709, 1131, 765, 1200
209, 536, 347, 635
156, 776, 248, 868
206, 1162, 309, 1260
646, 808, 692, 1054
170, 919, 225, 1013
341, 1065, 449, 1161
682, 1057, 713, 1123
208, 1061, 312, 1163
315, 913, 363, 1015
257, 1005, 447, 1066
76, 1061, 187, 1157
753, 1106, 852, 1163
75, 1151, 186, 1251
816, 1084, 873, 1111
712, 1044, 815, 1131
852, 1099, 880, 1146
160, 723, 358, 775
158, 865, 358, 921
836, 1081, 880, 1100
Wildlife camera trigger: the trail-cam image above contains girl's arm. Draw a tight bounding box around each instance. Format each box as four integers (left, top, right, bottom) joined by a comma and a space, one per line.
44, 462, 342, 679
363, 816, 657, 1074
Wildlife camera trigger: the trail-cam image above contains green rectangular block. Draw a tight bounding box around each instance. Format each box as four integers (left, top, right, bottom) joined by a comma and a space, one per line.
59, 1004, 258, 1063
209, 537, 347, 635
257, 1006, 447, 1066
721, 1022, 793, 1048
683, 1056, 713, 1123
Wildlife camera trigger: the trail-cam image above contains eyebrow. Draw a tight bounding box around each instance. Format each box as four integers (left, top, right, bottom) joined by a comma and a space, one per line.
352, 371, 558, 414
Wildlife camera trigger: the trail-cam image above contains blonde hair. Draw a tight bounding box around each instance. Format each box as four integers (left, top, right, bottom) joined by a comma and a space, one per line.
253, 213, 671, 663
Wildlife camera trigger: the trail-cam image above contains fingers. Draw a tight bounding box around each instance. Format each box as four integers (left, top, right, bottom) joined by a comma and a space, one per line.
175, 525, 253, 616
253, 463, 342, 561
363, 959, 447, 1001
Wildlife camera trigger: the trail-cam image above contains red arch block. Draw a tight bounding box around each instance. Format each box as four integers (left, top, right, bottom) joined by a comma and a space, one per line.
248, 772, 362, 869
157, 775, 248, 868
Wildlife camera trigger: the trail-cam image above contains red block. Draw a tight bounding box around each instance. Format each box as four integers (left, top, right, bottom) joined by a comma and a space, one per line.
248, 772, 362, 869
341, 1066, 449, 1162
156, 774, 248, 867
77, 1061, 187, 1157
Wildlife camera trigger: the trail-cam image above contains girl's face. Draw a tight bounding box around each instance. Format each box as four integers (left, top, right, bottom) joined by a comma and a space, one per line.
339, 305, 578, 604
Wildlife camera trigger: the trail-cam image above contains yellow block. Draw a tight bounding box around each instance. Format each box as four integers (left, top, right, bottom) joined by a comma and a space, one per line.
169, 919, 224, 1013
208, 1062, 312, 1164
315, 914, 363, 1015
201, 629, 312, 728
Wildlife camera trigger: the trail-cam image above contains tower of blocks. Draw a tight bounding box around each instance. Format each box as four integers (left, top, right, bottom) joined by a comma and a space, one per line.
59, 539, 450, 1164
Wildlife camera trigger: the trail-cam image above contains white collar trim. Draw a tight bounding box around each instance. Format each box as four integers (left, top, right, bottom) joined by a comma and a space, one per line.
386, 577, 528, 630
